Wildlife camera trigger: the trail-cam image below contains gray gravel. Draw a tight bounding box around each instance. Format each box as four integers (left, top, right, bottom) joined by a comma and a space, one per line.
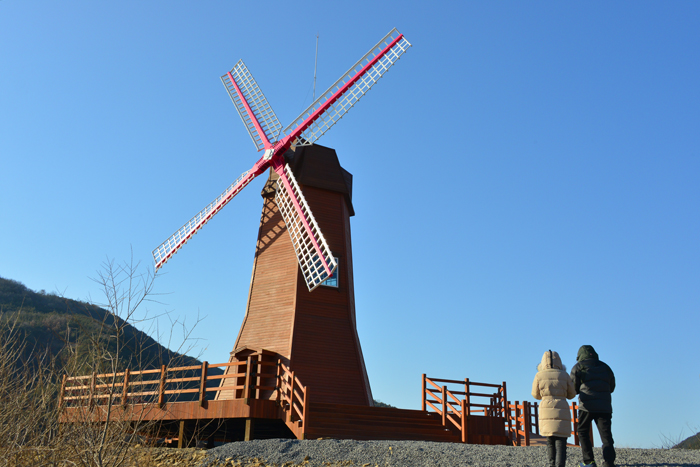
205, 438, 700, 466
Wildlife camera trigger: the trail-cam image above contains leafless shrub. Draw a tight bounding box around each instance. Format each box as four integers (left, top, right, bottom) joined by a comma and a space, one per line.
0, 309, 64, 467
0, 254, 202, 467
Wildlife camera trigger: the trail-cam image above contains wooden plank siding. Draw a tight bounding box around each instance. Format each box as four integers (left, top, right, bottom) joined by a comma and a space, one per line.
219, 145, 372, 407
234, 196, 298, 355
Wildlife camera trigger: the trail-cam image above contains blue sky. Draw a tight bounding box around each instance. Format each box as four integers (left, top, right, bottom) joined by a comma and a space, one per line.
1, 1, 699, 448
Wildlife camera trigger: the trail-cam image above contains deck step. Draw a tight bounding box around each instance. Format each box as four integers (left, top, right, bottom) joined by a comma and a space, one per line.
302, 402, 461, 443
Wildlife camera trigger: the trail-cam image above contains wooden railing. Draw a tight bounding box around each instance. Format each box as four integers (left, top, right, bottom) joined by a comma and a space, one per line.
60, 355, 308, 436
62, 358, 275, 407
506, 400, 537, 446
277, 362, 308, 431
422, 375, 508, 443
571, 401, 593, 447
507, 400, 584, 447
423, 375, 587, 447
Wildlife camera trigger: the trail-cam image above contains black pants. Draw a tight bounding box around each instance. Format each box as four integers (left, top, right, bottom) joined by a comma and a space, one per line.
578, 410, 615, 467
546, 436, 567, 467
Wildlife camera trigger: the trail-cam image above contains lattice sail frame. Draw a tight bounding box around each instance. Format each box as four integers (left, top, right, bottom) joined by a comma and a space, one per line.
153, 29, 411, 287
274, 163, 338, 291
152, 169, 255, 270
222, 60, 283, 151
284, 28, 411, 146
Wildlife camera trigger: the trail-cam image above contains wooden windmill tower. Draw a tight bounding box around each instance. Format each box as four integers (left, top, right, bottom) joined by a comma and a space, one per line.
153, 29, 410, 407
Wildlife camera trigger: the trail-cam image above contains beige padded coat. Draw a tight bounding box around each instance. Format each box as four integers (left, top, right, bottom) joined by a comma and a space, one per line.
531, 350, 576, 438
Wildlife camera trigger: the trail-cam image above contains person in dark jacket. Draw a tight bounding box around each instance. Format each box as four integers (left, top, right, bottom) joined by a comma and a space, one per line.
570, 345, 616, 467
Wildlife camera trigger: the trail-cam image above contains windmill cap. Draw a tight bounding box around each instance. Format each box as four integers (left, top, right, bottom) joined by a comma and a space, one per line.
262, 144, 355, 216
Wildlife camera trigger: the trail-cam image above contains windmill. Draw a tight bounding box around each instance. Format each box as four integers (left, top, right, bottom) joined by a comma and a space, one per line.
153, 29, 411, 292
153, 29, 410, 407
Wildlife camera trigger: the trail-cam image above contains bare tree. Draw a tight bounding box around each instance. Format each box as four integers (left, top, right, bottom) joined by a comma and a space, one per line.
0, 309, 64, 467
60, 255, 166, 467
0, 253, 203, 467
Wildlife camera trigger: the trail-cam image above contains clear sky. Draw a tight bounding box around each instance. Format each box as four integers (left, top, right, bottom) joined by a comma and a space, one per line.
1, 1, 698, 449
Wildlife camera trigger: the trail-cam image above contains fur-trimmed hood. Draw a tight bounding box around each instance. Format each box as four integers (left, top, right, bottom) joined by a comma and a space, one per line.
538, 350, 566, 372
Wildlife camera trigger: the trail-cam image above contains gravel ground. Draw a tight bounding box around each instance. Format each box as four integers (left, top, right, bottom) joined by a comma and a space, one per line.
202, 438, 700, 467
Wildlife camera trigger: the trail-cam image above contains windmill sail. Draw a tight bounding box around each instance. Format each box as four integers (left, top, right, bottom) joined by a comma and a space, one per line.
222, 60, 283, 151
153, 169, 256, 271
154, 29, 410, 280
274, 163, 337, 291
284, 28, 411, 146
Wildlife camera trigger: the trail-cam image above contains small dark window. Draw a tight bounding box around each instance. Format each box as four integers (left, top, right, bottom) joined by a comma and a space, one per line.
322, 257, 339, 288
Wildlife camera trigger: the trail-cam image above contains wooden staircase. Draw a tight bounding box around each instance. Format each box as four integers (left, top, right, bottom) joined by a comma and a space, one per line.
300, 402, 461, 442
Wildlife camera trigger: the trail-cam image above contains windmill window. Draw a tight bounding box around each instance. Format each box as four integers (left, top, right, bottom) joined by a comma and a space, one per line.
321, 257, 339, 288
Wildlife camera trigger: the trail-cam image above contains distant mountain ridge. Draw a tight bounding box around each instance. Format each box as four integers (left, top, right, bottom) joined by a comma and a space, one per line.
0, 275, 203, 372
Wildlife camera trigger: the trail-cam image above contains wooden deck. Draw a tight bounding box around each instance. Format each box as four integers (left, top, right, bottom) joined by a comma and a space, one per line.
59, 364, 525, 445
60, 399, 509, 445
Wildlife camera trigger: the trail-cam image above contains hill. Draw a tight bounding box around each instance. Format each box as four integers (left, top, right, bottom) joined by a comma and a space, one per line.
675, 431, 700, 450
0, 275, 202, 373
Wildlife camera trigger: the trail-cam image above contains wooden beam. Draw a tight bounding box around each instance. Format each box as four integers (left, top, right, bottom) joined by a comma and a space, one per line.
178, 420, 185, 449
244, 418, 255, 441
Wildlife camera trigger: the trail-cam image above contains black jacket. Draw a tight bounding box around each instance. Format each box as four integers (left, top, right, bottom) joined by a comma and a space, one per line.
569, 345, 615, 413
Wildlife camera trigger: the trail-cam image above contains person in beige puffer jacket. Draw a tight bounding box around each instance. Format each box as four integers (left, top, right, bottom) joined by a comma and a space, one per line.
532, 350, 576, 467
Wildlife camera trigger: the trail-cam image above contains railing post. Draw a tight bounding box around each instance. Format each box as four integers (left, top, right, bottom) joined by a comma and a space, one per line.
244, 356, 253, 403
502, 382, 512, 444
421, 374, 426, 412
89, 372, 97, 407
441, 385, 447, 426
276, 359, 282, 403
288, 371, 296, 422
158, 364, 166, 408
534, 402, 539, 435
571, 402, 579, 446
199, 361, 208, 407
59, 374, 67, 407
122, 369, 130, 406
461, 399, 468, 443
524, 401, 531, 446
255, 354, 262, 399
515, 401, 521, 446
464, 378, 470, 416
301, 385, 308, 439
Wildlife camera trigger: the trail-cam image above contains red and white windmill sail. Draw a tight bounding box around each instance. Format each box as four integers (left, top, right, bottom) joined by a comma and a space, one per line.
153, 28, 411, 291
